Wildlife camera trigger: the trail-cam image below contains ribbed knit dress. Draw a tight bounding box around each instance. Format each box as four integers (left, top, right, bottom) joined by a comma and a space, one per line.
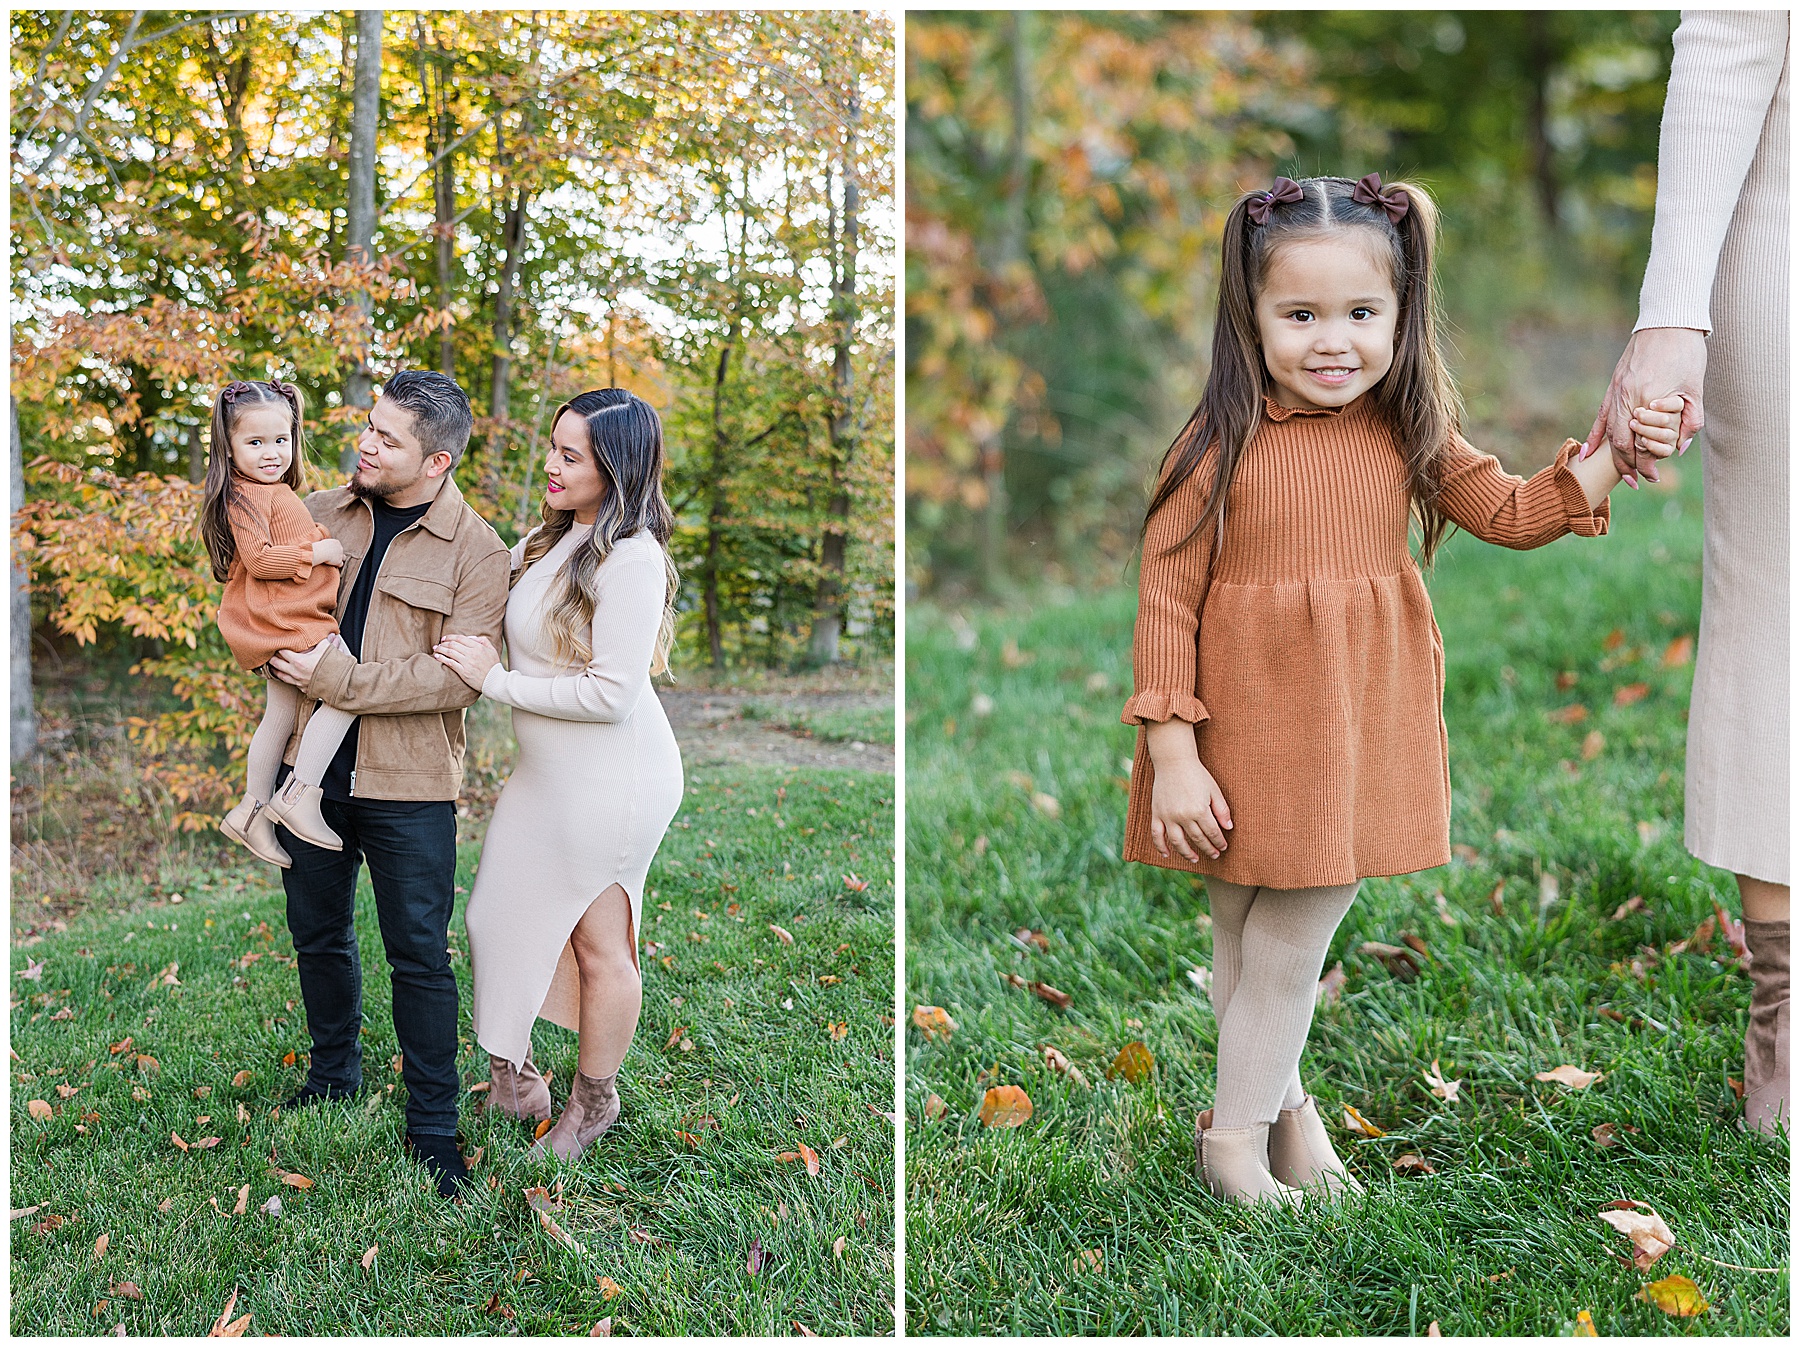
216, 480, 337, 671
1633, 11, 1788, 885
464, 528, 685, 1069
1122, 396, 1610, 890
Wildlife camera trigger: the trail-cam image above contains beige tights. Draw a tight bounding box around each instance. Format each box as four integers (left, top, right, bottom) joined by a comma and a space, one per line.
1207, 876, 1359, 1129
243, 674, 357, 802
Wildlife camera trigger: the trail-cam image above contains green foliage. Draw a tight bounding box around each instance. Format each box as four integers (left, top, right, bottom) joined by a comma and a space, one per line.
904, 465, 1789, 1333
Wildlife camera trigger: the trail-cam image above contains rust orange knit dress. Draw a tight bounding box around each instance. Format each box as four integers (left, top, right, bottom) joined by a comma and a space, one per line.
1122, 395, 1610, 889
216, 480, 338, 672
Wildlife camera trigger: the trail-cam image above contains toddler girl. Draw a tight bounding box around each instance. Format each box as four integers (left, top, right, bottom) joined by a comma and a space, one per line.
1123, 175, 1679, 1206
200, 379, 358, 866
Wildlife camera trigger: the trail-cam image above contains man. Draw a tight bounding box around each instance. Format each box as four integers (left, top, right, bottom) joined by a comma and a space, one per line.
266, 369, 510, 1196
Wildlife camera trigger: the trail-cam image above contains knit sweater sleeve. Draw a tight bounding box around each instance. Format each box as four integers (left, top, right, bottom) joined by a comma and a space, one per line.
230, 487, 317, 582
1122, 455, 1217, 726
1634, 11, 1788, 333
1438, 436, 1610, 550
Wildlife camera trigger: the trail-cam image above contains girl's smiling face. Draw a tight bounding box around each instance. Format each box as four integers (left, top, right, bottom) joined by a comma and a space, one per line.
228, 404, 296, 483
1255, 233, 1399, 411
545, 410, 608, 524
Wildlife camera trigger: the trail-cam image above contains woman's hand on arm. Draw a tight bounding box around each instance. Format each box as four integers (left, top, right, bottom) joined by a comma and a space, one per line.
432, 633, 502, 691
1145, 718, 1232, 862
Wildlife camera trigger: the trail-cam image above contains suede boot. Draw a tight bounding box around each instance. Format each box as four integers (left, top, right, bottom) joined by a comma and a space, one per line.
1268, 1094, 1364, 1197
534, 1069, 620, 1161
1742, 918, 1789, 1136
484, 1053, 553, 1124
1195, 1108, 1300, 1208
219, 795, 292, 868
263, 777, 343, 851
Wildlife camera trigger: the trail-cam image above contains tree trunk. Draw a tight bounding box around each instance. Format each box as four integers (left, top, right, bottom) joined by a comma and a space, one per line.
703, 343, 731, 669
981, 11, 1031, 595
1525, 11, 1559, 230
12, 396, 37, 762
342, 8, 381, 472
806, 77, 861, 668
416, 21, 457, 378
185, 421, 203, 483
489, 183, 528, 424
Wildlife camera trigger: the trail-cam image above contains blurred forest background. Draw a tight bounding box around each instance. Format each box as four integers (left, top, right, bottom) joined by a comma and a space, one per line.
12, 10, 893, 829
906, 9, 1680, 598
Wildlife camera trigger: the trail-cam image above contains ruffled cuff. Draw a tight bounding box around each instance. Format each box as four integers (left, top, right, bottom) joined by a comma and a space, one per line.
1551, 440, 1611, 538
1120, 690, 1209, 727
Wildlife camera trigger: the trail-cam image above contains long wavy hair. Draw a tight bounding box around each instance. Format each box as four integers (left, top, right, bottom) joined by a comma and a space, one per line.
1144, 175, 1462, 569
198, 379, 307, 582
514, 389, 680, 675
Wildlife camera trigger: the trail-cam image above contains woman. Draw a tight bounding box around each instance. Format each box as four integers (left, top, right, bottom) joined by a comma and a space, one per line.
435, 388, 684, 1160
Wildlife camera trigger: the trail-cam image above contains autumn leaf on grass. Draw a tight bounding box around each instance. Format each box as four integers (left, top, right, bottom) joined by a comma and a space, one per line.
275, 1171, 314, 1190
1548, 704, 1588, 725
923, 1094, 947, 1123
1598, 1200, 1675, 1270
978, 1085, 1033, 1128
360, 1245, 378, 1270
27, 1100, 53, 1121
1030, 792, 1062, 819
1069, 1248, 1104, 1274
832, 1235, 847, 1258
1042, 1045, 1088, 1087
1637, 1275, 1708, 1317
230, 1185, 249, 1216
745, 1238, 766, 1277
1661, 634, 1694, 668
1426, 1321, 1442, 1337
1105, 1040, 1155, 1084
94, 1233, 109, 1258
1342, 1105, 1386, 1138
589, 1318, 612, 1337
827, 1022, 848, 1041
1668, 912, 1717, 956
794, 1321, 818, 1337
1610, 895, 1647, 921
537, 1208, 586, 1253
1012, 928, 1050, 953
1186, 965, 1212, 998
799, 1143, 820, 1176
109, 1037, 133, 1055
911, 1006, 956, 1040
1571, 1309, 1598, 1336
1535, 1065, 1603, 1090
1359, 941, 1420, 981
19, 959, 44, 981
1315, 962, 1347, 1007
1580, 730, 1606, 761
1711, 901, 1751, 970
842, 873, 869, 892
1422, 1060, 1462, 1104
207, 1290, 251, 1337
534, 1118, 555, 1141
110, 1282, 144, 1301
1614, 683, 1650, 708
1392, 1154, 1436, 1175
171, 1132, 190, 1153
280, 1051, 296, 1068
483, 1294, 514, 1319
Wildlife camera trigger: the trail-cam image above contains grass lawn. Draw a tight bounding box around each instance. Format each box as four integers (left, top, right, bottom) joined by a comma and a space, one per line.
904, 457, 1789, 1335
12, 754, 895, 1337
740, 700, 896, 747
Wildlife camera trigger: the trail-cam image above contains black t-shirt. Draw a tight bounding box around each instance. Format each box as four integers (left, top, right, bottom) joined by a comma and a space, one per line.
320, 496, 434, 801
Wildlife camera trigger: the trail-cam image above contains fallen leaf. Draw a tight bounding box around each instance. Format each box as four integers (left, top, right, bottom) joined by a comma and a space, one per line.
1186, 965, 1212, 998
468, 1080, 491, 1094
1603, 628, 1626, 651
1637, 1274, 1707, 1317
171, 1132, 189, 1153
842, 873, 868, 892
1315, 962, 1347, 1007
259, 1196, 281, 1217
158, 1198, 174, 1214
1392, 1153, 1436, 1174
537, 1208, 585, 1252
1422, 1059, 1462, 1103
191, 1136, 222, 1151
361, 1245, 377, 1270
978, 1084, 1034, 1128
769, 924, 794, 945
746, 1237, 766, 1277
799, 1143, 821, 1176
1359, 941, 1420, 981
794, 1322, 818, 1337
1489, 881, 1506, 916
589, 1319, 612, 1337
911, 1005, 956, 1040
1712, 901, 1751, 970
94, 1232, 109, 1258
32, 1214, 66, 1235
110, 1037, 133, 1055
1669, 912, 1717, 956
1536, 1065, 1602, 1090
1614, 683, 1650, 708
1611, 896, 1647, 921
1572, 1309, 1598, 1336
237, 1103, 250, 1125
828, 1022, 848, 1041
483, 1293, 514, 1319
28, 1099, 53, 1121
1592, 1123, 1620, 1147
1598, 1200, 1675, 1270
1434, 893, 1458, 926
534, 1118, 555, 1140
280, 1052, 296, 1068
665, 1024, 687, 1051
1041, 1044, 1088, 1087
1548, 704, 1588, 724
1069, 1248, 1104, 1275
11, 1205, 42, 1221
1400, 931, 1430, 958
20, 959, 45, 981
1030, 792, 1062, 819
1029, 981, 1072, 1011
832, 1234, 846, 1258
627, 1226, 663, 1247
1661, 634, 1693, 668
1427, 1321, 1442, 1337
923, 1093, 947, 1122
1581, 730, 1606, 760
1727, 1077, 1745, 1101
207, 1289, 250, 1337
1014, 928, 1050, 952
1342, 1105, 1386, 1138
1486, 1268, 1515, 1283
1107, 1040, 1155, 1084
232, 1185, 249, 1216
110, 1282, 144, 1301
278, 1172, 314, 1190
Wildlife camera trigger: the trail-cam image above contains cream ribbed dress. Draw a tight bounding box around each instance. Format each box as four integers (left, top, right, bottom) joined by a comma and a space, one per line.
1634, 12, 1789, 885
464, 527, 684, 1068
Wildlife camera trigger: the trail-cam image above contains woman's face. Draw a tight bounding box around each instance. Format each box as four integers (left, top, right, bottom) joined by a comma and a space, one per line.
545, 411, 607, 524
228, 404, 295, 484
1254, 232, 1399, 411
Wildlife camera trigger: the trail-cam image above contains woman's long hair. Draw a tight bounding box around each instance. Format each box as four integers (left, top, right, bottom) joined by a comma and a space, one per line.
514, 389, 680, 675
198, 379, 307, 581
1144, 176, 1461, 568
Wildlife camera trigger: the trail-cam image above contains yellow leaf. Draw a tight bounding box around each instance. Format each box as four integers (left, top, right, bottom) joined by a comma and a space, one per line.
1106, 1041, 1155, 1084
1573, 1310, 1598, 1336
1342, 1104, 1386, 1138
911, 1005, 957, 1040
977, 1084, 1033, 1128
597, 1276, 622, 1301
1637, 1275, 1708, 1317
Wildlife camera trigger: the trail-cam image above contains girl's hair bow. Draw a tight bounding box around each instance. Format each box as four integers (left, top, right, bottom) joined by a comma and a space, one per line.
1247, 176, 1305, 226
1350, 172, 1411, 224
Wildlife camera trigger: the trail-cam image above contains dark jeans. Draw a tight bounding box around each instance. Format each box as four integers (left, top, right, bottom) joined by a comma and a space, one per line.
273, 766, 460, 1137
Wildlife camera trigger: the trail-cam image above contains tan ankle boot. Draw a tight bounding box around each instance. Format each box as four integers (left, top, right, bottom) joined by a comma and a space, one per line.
1195, 1108, 1300, 1208
534, 1069, 620, 1161
263, 778, 343, 851
219, 796, 292, 868
1268, 1094, 1363, 1197
484, 1053, 552, 1123
1742, 918, 1789, 1137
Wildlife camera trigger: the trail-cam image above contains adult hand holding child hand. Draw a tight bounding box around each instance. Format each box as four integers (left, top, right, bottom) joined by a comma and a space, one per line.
1145, 719, 1233, 862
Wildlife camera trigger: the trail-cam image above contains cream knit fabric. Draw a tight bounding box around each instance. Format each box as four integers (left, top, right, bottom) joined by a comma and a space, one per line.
1635, 11, 1789, 885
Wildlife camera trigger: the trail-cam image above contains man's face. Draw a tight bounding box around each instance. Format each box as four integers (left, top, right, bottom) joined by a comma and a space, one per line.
350, 397, 437, 499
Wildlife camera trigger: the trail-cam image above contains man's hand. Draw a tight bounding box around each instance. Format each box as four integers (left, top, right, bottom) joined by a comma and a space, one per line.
269, 640, 332, 688
433, 633, 502, 691
1582, 327, 1706, 487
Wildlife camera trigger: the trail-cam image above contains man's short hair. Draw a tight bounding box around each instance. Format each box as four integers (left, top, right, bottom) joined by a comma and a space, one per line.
379, 369, 474, 470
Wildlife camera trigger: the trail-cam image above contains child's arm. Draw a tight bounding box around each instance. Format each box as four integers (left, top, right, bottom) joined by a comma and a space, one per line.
1436, 431, 1614, 551
230, 496, 317, 581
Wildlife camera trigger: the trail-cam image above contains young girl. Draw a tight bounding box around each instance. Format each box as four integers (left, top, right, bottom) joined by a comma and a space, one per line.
201, 379, 359, 867
1123, 175, 1680, 1207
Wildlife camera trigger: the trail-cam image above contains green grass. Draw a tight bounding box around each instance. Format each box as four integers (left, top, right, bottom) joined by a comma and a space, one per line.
904, 458, 1789, 1335
12, 763, 895, 1336
740, 699, 896, 746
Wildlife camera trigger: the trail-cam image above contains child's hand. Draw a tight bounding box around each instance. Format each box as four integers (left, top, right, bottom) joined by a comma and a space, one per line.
1143, 719, 1233, 862
1627, 396, 1684, 479
311, 537, 345, 567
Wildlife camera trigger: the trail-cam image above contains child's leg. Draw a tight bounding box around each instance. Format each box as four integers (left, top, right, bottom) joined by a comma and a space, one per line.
1205, 878, 1304, 1110
291, 702, 358, 787
246, 679, 302, 802
1212, 881, 1358, 1129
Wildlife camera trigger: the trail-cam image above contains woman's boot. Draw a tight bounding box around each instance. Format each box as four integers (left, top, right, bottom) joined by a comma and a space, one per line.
1195, 1108, 1301, 1208
1268, 1094, 1364, 1197
219, 796, 292, 868
483, 1053, 552, 1124
263, 777, 344, 851
1742, 918, 1789, 1136
534, 1069, 620, 1161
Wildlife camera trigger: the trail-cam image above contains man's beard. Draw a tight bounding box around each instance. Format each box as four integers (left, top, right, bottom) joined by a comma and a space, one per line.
346, 473, 396, 501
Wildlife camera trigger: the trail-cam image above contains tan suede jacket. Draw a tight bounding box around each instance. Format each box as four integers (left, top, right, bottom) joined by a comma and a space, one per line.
281, 476, 510, 801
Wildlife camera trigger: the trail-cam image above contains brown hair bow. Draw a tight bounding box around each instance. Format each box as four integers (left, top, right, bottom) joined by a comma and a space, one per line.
1247, 177, 1304, 226
1350, 173, 1410, 224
